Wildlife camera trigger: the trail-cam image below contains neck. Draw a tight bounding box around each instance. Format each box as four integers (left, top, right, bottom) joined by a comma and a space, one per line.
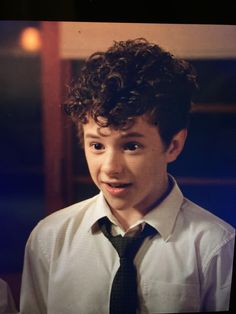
111, 209, 144, 232
110, 176, 173, 231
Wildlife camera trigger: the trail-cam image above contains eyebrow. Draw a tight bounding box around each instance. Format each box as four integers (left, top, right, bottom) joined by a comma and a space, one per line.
121, 132, 145, 138
85, 134, 101, 139
85, 132, 145, 139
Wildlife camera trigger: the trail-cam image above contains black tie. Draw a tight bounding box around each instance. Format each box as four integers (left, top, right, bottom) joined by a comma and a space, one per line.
99, 217, 157, 314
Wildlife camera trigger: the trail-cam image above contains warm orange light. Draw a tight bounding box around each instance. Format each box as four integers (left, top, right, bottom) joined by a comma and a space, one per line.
20, 27, 41, 53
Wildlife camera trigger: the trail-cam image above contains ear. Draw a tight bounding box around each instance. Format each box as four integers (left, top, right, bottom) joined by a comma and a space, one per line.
166, 129, 187, 163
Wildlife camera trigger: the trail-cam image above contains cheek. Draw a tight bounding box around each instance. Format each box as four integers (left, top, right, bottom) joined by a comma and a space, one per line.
125, 157, 144, 172
126, 158, 154, 183
85, 153, 99, 176
87, 160, 98, 174
87, 163, 100, 187
140, 153, 167, 177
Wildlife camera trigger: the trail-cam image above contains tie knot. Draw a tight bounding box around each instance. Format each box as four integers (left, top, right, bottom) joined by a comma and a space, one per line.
112, 236, 142, 259
99, 218, 157, 259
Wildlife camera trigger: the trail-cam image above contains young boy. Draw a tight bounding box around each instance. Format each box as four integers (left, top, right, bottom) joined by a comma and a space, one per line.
20, 38, 235, 313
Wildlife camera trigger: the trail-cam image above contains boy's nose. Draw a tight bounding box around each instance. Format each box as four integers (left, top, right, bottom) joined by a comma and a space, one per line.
102, 151, 124, 176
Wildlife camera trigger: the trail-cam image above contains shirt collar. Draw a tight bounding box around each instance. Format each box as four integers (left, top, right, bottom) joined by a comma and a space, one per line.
85, 192, 111, 232
86, 175, 183, 242
143, 176, 183, 241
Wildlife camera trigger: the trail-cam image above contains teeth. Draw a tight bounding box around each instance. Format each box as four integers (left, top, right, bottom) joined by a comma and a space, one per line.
109, 183, 128, 188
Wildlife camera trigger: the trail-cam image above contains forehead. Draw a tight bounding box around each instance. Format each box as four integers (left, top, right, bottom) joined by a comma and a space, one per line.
83, 115, 161, 139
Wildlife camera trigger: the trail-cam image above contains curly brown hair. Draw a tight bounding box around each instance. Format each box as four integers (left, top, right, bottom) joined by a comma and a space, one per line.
64, 38, 198, 147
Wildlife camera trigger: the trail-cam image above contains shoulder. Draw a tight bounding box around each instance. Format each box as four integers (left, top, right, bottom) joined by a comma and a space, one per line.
181, 197, 235, 237
27, 194, 99, 254
178, 197, 235, 262
38, 194, 98, 229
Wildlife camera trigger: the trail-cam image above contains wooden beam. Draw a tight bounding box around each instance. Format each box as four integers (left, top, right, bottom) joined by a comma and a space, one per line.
41, 21, 65, 214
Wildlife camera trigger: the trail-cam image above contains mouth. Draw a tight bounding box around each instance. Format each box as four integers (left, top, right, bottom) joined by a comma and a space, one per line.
102, 182, 132, 195
106, 182, 132, 188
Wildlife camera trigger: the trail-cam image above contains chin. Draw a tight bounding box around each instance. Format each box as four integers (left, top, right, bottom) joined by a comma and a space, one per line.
105, 197, 132, 211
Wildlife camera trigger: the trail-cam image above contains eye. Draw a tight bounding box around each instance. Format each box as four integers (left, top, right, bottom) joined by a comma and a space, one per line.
90, 143, 104, 150
123, 142, 143, 151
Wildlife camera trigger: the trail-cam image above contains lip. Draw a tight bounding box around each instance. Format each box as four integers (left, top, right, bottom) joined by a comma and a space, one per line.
102, 182, 132, 196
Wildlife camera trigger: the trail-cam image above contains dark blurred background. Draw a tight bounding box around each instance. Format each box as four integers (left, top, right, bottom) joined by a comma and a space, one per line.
0, 21, 235, 309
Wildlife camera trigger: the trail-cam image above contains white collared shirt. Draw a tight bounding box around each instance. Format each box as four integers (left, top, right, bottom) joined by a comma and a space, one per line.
20, 177, 235, 313
0, 279, 17, 313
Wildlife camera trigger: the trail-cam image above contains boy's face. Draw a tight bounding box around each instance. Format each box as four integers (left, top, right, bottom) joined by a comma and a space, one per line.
83, 115, 185, 215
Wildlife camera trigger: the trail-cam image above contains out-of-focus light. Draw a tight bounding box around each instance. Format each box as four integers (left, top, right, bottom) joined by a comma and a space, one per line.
19, 27, 41, 53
